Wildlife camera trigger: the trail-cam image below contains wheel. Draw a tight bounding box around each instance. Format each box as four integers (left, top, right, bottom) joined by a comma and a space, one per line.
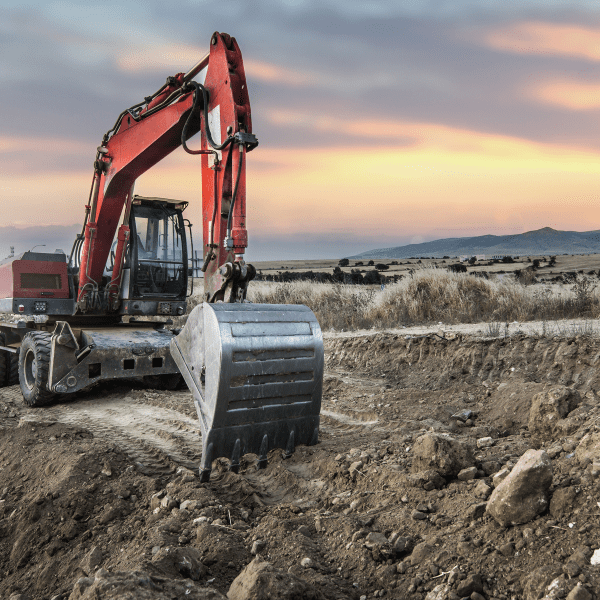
7, 351, 19, 386
0, 333, 7, 388
19, 332, 55, 406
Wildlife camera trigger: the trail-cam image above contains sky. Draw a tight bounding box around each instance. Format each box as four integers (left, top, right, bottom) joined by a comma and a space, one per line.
2, 1, 600, 260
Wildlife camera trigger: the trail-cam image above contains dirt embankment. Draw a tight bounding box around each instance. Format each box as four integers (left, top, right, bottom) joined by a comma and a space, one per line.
1, 334, 600, 599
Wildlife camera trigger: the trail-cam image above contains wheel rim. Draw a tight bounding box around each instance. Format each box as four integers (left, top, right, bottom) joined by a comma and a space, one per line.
24, 348, 37, 390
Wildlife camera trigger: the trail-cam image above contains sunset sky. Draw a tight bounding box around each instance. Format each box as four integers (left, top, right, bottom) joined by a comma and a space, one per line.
2, 1, 600, 260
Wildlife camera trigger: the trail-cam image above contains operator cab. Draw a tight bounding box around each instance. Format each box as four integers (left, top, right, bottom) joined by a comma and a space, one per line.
129, 196, 189, 300
105, 196, 191, 316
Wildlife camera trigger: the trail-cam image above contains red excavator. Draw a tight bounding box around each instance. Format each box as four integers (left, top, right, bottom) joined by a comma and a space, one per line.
0, 32, 323, 481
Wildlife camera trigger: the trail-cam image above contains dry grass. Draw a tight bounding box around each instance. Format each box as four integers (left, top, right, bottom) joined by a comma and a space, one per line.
242, 268, 600, 331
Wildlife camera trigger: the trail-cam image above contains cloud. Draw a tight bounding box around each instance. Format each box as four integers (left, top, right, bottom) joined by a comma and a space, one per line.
528, 79, 600, 110
484, 21, 600, 61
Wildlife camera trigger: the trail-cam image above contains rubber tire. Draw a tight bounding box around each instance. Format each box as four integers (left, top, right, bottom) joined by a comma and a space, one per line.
0, 333, 7, 388
7, 351, 19, 386
19, 332, 55, 406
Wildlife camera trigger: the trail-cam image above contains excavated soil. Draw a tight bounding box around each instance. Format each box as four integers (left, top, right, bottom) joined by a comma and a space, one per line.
1, 332, 600, 599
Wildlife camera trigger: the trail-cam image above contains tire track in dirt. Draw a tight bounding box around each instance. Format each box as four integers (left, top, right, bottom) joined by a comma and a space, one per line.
14, 391, 203, 475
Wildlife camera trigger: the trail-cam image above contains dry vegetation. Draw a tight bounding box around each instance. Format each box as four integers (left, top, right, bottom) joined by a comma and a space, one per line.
242, 268, 600, 331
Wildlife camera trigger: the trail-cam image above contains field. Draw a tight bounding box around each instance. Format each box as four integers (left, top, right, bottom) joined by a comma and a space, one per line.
1, 262, 600, 599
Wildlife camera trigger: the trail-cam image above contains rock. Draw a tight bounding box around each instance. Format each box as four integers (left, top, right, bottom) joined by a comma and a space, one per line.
251, 540, 266, 555
411, 510, 427, 520
451, 409, 472, 422
477, 437, 494, 448
566, 583, 592, 600
473, 480, 492, 499
392, 536, 413, 554
549, 487, 578, 518
151, 546, 207, 581
486, 449, 552, 526
349, 461, 364, 476
457, 467, 478, 481
365, 532, 388, 547
498, 542, 514, 557
456, 573, 483, 597
300, 557, 314, 568
522, 564, 562, 600
411, 433, 474, 479
68, 569, 225, 599
466, 503, 487, 520
410, 541, 434, 565
160, 495, 178, 510
297, 525, 311, 537
80, 546, 103, 576
575, 432, 600, 465
150, 494, 163, 511
425, 584, 451, 600
407, 470, 446, 490
482, 460, 501, 475
528, 385, 580, 440
492, 468, 510, 487
228, 556, 324, 600
180, 500, 198, 511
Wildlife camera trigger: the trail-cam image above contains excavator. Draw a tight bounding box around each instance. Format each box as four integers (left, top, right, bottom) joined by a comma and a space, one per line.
0, 32, 324, 481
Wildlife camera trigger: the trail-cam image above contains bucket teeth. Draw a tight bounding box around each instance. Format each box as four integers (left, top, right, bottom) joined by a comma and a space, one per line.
171, 303, 324, 481
258, 434, 269, 469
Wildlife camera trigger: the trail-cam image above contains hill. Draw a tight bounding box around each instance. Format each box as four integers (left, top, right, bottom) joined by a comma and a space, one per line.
350, 227, 600, 259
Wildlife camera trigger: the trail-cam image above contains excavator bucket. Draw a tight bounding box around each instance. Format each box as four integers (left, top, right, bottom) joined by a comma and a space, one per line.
171, 303, 323, 481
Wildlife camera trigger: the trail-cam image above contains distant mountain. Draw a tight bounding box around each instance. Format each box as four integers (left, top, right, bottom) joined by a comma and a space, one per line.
350, 227, 600, 259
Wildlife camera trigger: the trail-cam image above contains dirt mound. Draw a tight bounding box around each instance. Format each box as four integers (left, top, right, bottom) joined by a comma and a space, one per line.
1, 333, 600, 599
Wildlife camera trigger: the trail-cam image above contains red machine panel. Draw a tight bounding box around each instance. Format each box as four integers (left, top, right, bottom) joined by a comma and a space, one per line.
0, 259, 69, 299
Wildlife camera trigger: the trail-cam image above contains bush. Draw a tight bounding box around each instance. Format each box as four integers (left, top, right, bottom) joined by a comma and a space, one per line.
338, 258, 350, 267
375, 263, 389, 270
368, 260, 374, 266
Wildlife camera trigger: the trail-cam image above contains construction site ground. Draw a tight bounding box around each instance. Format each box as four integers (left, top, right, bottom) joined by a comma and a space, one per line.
1, 323, 600, 599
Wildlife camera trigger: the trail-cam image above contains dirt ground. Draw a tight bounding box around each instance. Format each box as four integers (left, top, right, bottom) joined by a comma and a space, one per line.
2, 328, 600, 599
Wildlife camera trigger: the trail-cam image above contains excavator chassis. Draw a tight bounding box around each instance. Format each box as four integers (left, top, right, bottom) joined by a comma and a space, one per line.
171, 302, 323, 481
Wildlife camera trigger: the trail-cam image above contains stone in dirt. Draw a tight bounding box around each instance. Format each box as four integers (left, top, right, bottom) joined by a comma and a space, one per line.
68, 569, 226, 599
522, 565, 562, 600
227, 556, 324, 600
406, 470, 445, 490
549, 486, 579, 518
425, 583, 451, 599
457, 466, 477, 481
486, 449, 552, 526
455, 573, 483, 597
574, 432, 600, 465
79, 546, 103, 576
473, 480, 492, 499
566, 583, 593, 600
411, 433, 474, 479
528, 385, 580, 440
150, 546, 207, 581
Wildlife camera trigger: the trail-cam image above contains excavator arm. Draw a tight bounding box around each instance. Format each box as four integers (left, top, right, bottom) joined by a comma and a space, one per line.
77, 32, 255, 311
76, 32, 324, 482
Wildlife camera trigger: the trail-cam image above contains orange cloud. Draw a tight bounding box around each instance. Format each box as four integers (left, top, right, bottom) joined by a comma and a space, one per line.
528, 79, 600, 110
4, 121, 600, 238
484, 21, 600, 61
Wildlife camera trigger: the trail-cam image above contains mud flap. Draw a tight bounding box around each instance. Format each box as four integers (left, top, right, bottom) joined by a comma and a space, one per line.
171, 303, 323, 481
